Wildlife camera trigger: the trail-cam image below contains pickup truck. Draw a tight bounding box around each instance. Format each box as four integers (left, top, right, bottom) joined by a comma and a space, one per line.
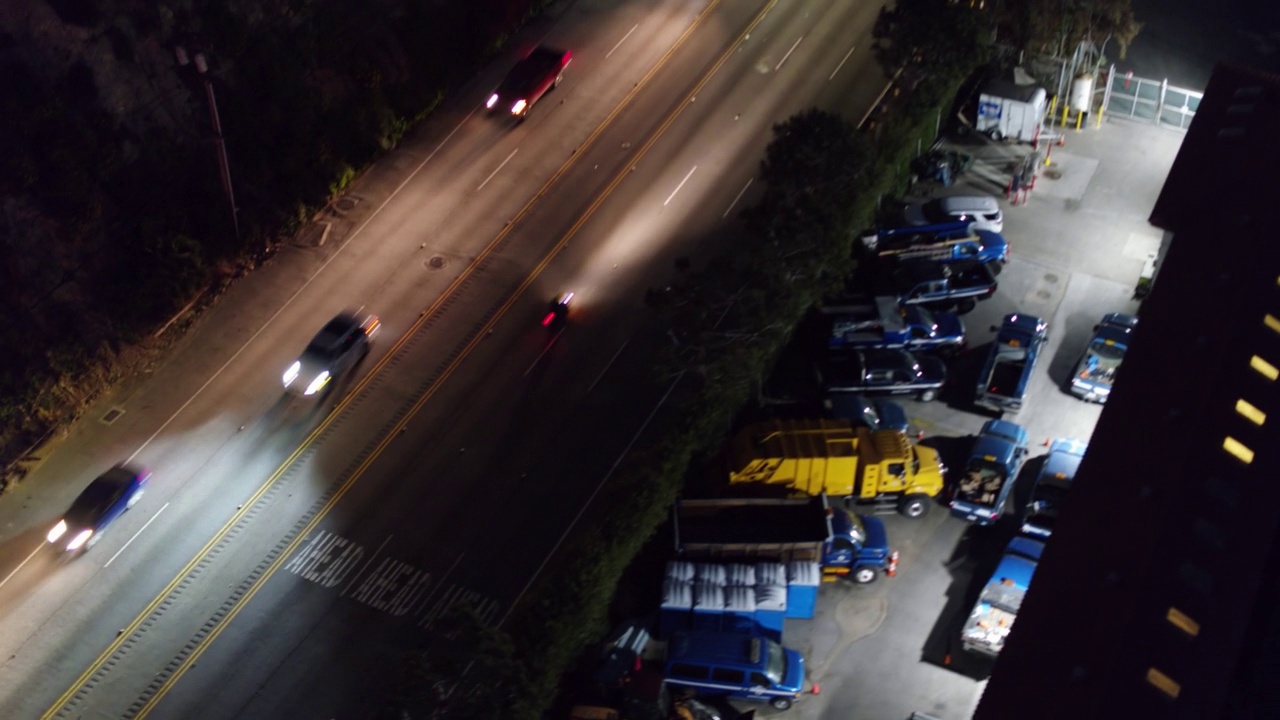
974, 313, 1047, 416
674, 495, 898, 583
1070, 313, 1138, 403
1020, 438, 1088, 540
820, 295, 966, 354
949, 419, 1030, 525
873, 258, 999, 314
862, 222, 1009, 268
486, 46, 572, 119
960, 536, 1045, 658
816, 348, 947, 402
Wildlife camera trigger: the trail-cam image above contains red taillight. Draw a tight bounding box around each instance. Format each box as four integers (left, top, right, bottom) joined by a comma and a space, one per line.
541, 312, 557, 327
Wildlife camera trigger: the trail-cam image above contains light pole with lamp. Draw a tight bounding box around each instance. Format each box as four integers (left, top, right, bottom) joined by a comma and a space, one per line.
175, 45, 240, 241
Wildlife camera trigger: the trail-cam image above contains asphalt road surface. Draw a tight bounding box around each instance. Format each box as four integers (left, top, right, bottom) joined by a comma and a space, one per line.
0, 0, 899, 718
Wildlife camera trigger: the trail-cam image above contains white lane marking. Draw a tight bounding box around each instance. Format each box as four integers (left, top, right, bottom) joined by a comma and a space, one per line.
606, 24, 640, 59
525, 329, 566, 376
722, 177, 754, 219
105, 502, 169, 568
476, 149, 519, 192
775, 35, 804, 72
664, 166, 698, 207
340, 533, 393, 597
588, 341, 630, 393
125, 104, 481, 465
0, 545, 44, 591
829, 44, 856, 80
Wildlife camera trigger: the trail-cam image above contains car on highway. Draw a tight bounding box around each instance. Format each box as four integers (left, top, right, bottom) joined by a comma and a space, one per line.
1070, 312, 1137, 403
902, 194, 1004, 233
1020, 438, 1088, 540
47, 465, 150, 554
283, 312, 380, 397
486, 45, 572, 119
815, 348, 947, 402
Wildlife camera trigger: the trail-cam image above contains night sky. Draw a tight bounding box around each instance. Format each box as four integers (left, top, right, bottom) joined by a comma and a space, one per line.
1125, 0, 1280, 89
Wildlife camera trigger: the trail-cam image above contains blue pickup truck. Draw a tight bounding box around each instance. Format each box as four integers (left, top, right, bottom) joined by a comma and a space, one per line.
864, 221, 1009, 267
821, 295, 966, 353
974, 313, 1048, 415
1020, 438, 1088, 540
1070, 313, 1138, 403
875, 258, 999, 314
960, 537, 1045, 658
950, 419, 1030, 525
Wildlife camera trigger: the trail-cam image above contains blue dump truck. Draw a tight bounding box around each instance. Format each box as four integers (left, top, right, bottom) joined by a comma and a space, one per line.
1020, 438, 1088, 540
960, 536, 1045, 658
949, 419, 1030, 526
674, 496, 898, 584
974, 313, 1048, 415
862, 221, 1010, 267
820, 295, 966, 354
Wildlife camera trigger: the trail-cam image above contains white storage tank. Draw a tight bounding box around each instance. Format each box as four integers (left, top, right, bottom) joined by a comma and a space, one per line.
1069, 73, 1095, 114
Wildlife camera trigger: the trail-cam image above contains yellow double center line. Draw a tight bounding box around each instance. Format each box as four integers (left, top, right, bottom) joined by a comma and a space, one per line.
44, 0, 782, 716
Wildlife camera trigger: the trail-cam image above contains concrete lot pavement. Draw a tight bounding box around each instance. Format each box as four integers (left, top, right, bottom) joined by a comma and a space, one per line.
729, 115, 1185, 720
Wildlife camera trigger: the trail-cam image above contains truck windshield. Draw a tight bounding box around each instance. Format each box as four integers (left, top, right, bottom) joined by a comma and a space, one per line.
763, 639, 787, 685
846, 511, 868, 545
956, 459, 1007, 506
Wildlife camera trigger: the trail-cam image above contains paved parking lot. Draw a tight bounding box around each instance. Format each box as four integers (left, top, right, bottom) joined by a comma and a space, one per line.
733, 116, 1186, 720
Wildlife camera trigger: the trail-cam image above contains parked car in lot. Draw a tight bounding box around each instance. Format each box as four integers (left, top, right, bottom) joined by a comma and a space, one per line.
1020, 438, 1088, 540
825, 393, 910, 432
816, 348, 947, 402
902, 194, 1004, 233
283, 312, 380, 397
1070, 313, 1138, 403
47, 465, 150, 554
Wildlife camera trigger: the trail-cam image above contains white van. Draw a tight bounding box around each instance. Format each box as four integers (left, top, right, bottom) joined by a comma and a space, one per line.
903, 194, 1004, 233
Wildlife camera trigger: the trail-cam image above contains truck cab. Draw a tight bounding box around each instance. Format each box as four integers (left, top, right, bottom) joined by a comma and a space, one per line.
949, 419, 1030, 525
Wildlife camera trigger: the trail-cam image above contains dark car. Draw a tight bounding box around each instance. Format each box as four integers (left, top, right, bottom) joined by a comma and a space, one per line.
1020, 438, 1088, 540
1070, 312, 1138, 403
825, 393, 910, 432
486, 46, 572, 119
283, 313, 380, 397
47, 465, 150, 553
816, 348, 948, 401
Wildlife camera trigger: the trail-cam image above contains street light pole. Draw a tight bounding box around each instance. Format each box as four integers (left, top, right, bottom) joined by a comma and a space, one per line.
175, 45, 240, 241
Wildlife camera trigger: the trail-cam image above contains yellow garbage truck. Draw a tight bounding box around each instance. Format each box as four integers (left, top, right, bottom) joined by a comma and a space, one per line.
727, 419, 946, 518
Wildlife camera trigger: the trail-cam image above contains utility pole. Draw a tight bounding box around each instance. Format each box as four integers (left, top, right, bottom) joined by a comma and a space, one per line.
175, 45, 240, 241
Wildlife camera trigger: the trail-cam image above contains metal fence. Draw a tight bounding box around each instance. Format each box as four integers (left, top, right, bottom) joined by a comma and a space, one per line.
1097, 64, 1201, 131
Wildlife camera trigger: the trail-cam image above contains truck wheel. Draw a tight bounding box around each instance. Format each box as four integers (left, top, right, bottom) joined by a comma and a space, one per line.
899, 494, 931, 518
956, 299, 977, 314
852, 566, 879, 584
919, 388, 937, 402
988, 129, 1003, 142
988, 261, 1003, 276
770, 697, 793, 711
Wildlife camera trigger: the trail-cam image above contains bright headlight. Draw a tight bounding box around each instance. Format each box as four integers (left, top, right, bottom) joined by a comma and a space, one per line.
511, 99, 527, 115
66, 529, 94, 551
283, 361, 301, 387
47, 520, 68, 543
304, 371, 331, 396
486, 94, 499, 109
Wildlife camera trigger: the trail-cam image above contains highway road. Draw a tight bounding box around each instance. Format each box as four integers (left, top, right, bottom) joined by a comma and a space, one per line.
0, 0, 897, 718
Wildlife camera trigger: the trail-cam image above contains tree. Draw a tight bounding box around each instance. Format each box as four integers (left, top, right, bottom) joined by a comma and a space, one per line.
873, 0, 990, 81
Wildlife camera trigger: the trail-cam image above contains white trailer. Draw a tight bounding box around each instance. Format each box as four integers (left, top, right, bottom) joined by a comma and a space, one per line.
975, 79, 1047, 143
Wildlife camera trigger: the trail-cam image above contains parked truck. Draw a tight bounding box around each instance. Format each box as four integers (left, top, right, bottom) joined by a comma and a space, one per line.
949, 419, 1030, 525
960, 536, 1045, 657
820, 295, 966, 354
726, 419, 946, 518
974, 313, 1048, 415
674, 495, 898, 584
862, 222, 1009, 267
872, 258, 999, 314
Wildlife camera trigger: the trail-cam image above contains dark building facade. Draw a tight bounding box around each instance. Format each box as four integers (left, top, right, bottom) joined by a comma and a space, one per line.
974, 63, 1280, 719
